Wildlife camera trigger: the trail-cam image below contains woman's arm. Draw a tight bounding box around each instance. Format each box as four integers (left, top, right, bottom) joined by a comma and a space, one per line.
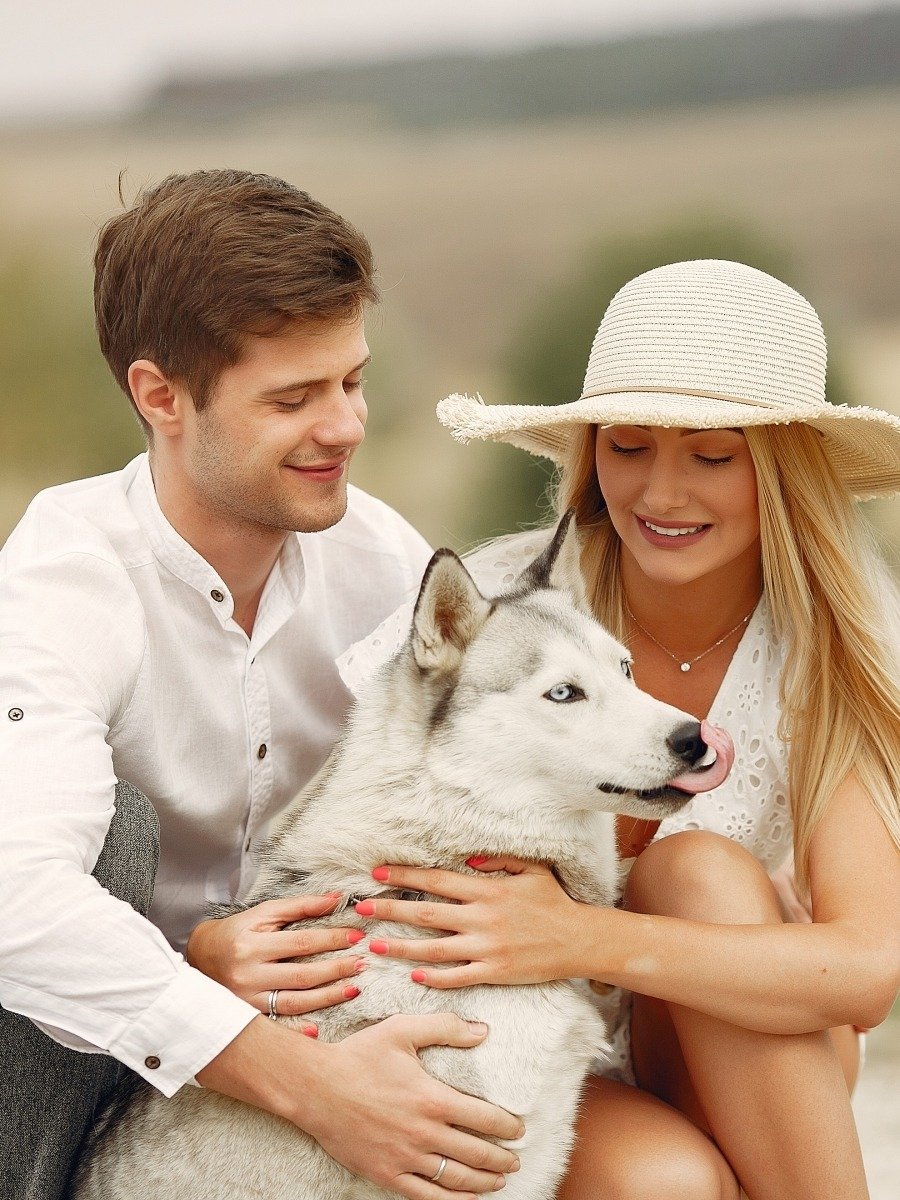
363, 777, 900, 1035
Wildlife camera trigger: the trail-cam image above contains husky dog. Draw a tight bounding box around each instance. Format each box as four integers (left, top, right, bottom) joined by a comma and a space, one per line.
72, 513, 732, 1200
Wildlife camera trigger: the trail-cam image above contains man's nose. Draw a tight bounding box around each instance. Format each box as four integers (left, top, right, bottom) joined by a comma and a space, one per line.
313, 389, 367, 449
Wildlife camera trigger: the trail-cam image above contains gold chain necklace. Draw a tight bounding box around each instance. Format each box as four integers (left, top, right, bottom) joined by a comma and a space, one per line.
625, 604, 755, 672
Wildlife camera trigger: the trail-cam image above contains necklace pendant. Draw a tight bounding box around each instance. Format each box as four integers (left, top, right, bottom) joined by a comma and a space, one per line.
680, 662, 691, 672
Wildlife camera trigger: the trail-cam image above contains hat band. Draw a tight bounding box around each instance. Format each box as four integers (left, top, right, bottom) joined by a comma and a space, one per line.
581, 384, 822, 414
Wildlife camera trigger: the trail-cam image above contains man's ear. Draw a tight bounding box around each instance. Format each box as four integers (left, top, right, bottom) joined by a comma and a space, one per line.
516, 510, 589, 611
411, 550, 493, 675
128, 360, 188, 438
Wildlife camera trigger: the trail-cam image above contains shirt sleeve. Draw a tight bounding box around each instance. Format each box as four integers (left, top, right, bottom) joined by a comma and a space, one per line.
0, 551, 257, 1095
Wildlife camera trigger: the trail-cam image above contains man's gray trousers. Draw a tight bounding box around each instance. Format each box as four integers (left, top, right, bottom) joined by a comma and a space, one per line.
0, 782, 159, 1200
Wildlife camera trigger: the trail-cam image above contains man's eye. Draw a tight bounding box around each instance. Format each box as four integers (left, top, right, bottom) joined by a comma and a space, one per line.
544, 683, 585, 703
621, 658, 634, 680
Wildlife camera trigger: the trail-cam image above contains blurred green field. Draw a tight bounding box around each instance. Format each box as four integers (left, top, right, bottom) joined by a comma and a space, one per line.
2, 86, 899, 563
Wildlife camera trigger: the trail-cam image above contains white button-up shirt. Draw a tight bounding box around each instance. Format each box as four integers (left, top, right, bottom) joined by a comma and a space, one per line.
0, 454, 431, 1095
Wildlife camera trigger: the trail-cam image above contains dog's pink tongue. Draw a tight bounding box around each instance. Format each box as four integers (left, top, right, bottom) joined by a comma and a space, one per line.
668, 720, 734, 794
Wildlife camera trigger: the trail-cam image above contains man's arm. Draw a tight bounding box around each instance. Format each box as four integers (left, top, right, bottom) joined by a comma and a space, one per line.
197, 1014, 523, 1197
0, 550, 523, 1195
0, 550, 258, 1092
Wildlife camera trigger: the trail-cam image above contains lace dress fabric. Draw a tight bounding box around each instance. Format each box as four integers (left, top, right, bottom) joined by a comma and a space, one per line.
337, 529, 792, 1083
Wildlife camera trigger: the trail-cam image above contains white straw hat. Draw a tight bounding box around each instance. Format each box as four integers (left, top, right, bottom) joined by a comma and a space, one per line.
437, 260, 900, 500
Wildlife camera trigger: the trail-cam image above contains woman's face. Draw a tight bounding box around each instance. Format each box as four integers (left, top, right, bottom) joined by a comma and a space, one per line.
594, 424, 761, 588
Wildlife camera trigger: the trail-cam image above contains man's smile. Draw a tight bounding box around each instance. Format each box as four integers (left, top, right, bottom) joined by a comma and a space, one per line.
283, 458, 348, 482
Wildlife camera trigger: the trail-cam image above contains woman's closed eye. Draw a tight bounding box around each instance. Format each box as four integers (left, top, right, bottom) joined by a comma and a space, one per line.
694, 453, 735, 467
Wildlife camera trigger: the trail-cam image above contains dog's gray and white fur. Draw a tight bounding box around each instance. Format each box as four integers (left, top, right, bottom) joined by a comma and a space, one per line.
72, 513, 715, 1200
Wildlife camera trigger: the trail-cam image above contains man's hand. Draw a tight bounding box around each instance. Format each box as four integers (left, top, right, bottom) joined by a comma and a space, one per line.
197, 1014, 524, 1198
186, 893, 366, 1017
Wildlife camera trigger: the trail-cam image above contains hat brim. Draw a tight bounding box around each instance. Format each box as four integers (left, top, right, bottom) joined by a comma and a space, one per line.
437, 392, 900, 500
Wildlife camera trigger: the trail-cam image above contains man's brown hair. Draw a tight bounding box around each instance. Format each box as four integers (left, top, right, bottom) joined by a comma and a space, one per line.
94, 170, 377, 430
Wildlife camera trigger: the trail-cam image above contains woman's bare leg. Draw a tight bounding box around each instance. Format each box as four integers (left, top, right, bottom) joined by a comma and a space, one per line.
558, 1075, 740, 1200
625, 831, 868, 1200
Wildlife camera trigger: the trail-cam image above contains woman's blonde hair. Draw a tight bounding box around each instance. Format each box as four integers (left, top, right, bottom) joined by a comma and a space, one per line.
555, 422, 900, 893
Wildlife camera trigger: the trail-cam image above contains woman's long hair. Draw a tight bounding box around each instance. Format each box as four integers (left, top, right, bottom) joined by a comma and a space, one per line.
554, 422, 900, 893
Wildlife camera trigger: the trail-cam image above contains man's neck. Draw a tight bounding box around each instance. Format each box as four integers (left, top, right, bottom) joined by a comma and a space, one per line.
149, 455, 287, 637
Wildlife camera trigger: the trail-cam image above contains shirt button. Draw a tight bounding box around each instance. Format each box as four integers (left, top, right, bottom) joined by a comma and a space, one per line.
144, 1055, 161, 1070
257, 743, 268, 760
7, 708, 24, 721
210, 589, 225, 603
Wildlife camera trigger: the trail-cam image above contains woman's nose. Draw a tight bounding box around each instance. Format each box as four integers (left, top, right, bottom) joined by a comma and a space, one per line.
641, 454, 690, 513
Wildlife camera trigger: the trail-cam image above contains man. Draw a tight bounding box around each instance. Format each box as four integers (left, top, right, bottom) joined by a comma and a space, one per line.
0, 170, 522, 1199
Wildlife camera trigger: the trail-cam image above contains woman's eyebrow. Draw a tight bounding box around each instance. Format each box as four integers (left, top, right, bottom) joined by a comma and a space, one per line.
676, 427, 745, 437
629, 426, 744, 436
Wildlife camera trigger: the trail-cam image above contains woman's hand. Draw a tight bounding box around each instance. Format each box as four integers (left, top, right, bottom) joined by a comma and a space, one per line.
358, 857, 596, 988
186, 892, 366, 1020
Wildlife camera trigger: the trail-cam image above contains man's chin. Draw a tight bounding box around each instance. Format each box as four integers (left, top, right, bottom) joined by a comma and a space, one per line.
288, 493, 349, 534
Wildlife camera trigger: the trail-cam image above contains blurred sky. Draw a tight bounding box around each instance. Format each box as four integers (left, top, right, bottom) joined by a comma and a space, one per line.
1, 0, 896, 120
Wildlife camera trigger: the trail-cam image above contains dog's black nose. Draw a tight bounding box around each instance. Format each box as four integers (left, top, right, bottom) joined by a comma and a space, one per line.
667, 721, 707, 766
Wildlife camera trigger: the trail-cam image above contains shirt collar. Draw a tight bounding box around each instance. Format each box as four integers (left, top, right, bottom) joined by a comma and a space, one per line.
126, 453, 306, 628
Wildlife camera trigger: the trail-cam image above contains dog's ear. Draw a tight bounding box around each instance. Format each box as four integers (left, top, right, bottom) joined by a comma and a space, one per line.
517, 510, 589, 611
411, 549, 492, 674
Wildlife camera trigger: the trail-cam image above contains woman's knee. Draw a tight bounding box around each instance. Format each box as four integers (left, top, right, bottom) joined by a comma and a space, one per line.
603, 1146, 738, 1200
624, 830, 781, 923
566, 1117, 738, 1200
561, 1078, 739, 1200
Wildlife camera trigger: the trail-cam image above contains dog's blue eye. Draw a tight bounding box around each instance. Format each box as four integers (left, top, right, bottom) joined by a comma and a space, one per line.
621, 659, 634, 680
544, 683, 584, 703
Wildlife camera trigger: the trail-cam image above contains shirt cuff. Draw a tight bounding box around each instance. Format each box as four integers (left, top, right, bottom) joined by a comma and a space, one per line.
105, 963, 258, 1096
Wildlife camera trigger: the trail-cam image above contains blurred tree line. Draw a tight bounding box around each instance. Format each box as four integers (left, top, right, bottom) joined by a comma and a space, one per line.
150, 9, 900, 129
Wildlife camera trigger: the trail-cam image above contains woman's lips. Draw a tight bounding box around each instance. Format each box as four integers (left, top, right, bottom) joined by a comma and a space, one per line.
635, 514, 711, 549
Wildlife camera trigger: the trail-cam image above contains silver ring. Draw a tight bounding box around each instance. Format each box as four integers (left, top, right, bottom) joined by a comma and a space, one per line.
267, 989, 279, 1020
429, 1156, 448, 1183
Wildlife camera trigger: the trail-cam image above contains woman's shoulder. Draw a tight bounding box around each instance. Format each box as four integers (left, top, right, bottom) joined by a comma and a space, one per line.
463, 527, 554, 597
337, 528, 555, 695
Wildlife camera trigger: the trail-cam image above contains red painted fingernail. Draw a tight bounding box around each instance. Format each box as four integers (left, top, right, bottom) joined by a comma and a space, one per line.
372, 866, 390, 881
347, 929, 365, 945
354, 958, 367, 973
411, 969, 427, 984
355, 900, 376, 916
467, 855, 488, 867
302, 1025, 318, 1038
344, 984, 361, 999
369, 940, 389, 955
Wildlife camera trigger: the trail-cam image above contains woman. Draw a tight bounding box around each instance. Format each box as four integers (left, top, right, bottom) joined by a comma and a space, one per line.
346, 261, 900, 1198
